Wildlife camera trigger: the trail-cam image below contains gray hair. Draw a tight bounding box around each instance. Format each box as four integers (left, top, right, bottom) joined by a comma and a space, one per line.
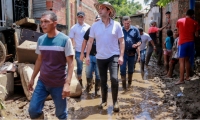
41, 11, 57, 21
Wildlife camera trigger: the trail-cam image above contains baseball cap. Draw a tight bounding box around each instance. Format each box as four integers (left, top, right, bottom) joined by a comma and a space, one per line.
77, 11, 85, 16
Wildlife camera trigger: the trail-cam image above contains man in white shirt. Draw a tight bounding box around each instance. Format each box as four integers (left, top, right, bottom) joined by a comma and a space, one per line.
138, 27, 156, 73
69, 11, 90, 87
85, 2, 124, 112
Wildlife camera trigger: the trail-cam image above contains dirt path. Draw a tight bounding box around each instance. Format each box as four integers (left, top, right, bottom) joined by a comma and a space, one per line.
1, 58, 200, 119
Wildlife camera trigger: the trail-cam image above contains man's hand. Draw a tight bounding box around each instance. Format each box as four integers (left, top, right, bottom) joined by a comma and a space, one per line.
118, 56, 123, 65
62, 82, 70, 99
28, 79, 34, 91
85, 56, 90, 65
80, 53, 85, 61
132, 44, 138, 48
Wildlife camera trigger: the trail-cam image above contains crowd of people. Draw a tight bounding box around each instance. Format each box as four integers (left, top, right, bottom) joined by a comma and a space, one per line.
26, 1, 199, 119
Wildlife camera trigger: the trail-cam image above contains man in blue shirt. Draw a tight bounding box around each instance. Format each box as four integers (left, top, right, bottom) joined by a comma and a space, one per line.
120, 16, 141, 90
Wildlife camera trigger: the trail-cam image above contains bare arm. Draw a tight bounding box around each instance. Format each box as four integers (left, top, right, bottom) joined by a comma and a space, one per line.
28, 55, 42, 91
65, 55, 74, 84
158, 24, 167, 31
86, 37, 94, 65
80, 40, 87, 61
62, 55, 74, 99
118, 37, 125, 65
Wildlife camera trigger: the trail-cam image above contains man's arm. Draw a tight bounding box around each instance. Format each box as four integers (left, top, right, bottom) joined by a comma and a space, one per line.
158, 24, 167, 31
28, 55, 42, 91
62, 55, 74, 99
86, 37, 94, 65
80, 40, 87, 61
150, 40, 156, 50
70, 38, 75, 47
118, 37, 125, 65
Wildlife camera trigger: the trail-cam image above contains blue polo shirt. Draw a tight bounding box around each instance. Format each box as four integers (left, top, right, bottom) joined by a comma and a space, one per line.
123, 26, 141, 54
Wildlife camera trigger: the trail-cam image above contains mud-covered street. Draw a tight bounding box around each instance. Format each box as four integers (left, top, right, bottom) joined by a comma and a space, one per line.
1, 58, 200, 119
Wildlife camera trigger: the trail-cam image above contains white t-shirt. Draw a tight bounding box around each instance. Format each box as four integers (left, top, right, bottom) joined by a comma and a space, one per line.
89, 19, 124, 59
69, 23, 90, 52
140, 32, 152, 51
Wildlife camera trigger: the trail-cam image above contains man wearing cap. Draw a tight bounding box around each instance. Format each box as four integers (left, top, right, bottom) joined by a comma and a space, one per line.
69, 11, 90, 87
80, 15, 101, 96
86, 2, 124, 112
120, 16, 141, 90
146, 20, 167, 66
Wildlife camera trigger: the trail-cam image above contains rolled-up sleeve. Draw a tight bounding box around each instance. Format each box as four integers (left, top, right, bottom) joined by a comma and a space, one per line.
89, 25, 95, 38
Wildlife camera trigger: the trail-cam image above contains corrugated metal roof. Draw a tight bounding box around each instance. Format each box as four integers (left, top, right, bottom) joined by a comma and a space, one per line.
33, 0, 47, 19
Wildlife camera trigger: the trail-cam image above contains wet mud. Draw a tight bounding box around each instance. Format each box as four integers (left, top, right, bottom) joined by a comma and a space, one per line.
1, 57, 200, 119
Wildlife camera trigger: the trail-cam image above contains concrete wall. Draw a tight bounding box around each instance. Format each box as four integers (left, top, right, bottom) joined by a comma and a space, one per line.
144, 6, 160, 33
130, 15, 144, 28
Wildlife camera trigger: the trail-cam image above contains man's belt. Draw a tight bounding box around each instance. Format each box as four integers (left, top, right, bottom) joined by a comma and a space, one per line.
125, 51, 135, 56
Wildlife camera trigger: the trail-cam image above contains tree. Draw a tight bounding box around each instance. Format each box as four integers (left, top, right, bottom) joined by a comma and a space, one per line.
98, 0, 142, 17
157, 0, 172, 7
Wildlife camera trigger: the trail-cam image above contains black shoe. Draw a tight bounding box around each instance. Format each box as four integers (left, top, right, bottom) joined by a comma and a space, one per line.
98, 102, 107, 109
113, 102, 119, 112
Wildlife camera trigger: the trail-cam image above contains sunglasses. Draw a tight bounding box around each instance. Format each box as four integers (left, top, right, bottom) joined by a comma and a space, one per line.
78, 16, 84, 18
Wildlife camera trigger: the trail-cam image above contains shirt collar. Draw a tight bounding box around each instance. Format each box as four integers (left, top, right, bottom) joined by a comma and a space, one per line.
100, 18, 114, 25
77, 22, 86, 26
123, 25, 133, 31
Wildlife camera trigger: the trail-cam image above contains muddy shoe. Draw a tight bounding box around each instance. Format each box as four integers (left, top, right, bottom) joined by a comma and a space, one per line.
113, 102, 119, 112
98, 102, 107, 109
85, 83, 92, 93
35, 112, 44, 120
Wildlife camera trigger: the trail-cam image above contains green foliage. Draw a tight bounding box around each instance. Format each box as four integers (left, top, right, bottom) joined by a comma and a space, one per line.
0, 84, 7, 110
157, 0, 172, 7
98, 0, 142, 17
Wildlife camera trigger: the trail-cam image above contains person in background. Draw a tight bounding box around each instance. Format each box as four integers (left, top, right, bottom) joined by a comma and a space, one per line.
120, 16, 141, 90
175, 9, 199, 85
80, 15, 101, 96
146, 20, 167, 66
138, 27, 156, 73
69, 11, 90, 87
167, 29, 179, 78
163, 29, 174, 74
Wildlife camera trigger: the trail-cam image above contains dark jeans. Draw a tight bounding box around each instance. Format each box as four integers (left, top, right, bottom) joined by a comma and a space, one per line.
146, 45, 162, 65
97, 55, 119, 103
120, 53, 135, 76
29, 80, 67, 119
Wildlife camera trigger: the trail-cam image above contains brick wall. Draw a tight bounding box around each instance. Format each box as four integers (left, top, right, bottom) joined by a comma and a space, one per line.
77, 0, 98, 25
52, 0, 67, 25
162, 0, 189, 48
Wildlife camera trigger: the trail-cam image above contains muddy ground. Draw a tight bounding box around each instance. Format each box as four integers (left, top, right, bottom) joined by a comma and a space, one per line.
1, 57, 200, 119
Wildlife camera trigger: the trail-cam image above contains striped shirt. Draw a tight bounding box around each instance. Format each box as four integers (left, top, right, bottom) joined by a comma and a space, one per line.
36, 32, 74, 87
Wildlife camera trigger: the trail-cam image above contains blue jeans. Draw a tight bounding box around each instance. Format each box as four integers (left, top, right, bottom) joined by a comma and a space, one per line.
120, 53, 135, 76
29, 80, 67, 119
75, 51, 84, 77
86, 55, 100, 80
140, 49, 146, 63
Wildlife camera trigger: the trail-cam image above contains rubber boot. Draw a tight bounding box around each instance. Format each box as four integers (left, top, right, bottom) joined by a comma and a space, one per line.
95, 79, 101, 96
140, 62, 145, 73
79, 79, 83, 87
121, 75, 126, 90
112, 83, 119, 112
98, 86, 107, 109
86, 78, 93, 93
128, 74, 133, 88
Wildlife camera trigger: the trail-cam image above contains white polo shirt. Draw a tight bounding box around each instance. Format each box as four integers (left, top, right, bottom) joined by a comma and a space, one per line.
69, 23, 90, 52
89, 19, 124, 59
140, 32, 152, 51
